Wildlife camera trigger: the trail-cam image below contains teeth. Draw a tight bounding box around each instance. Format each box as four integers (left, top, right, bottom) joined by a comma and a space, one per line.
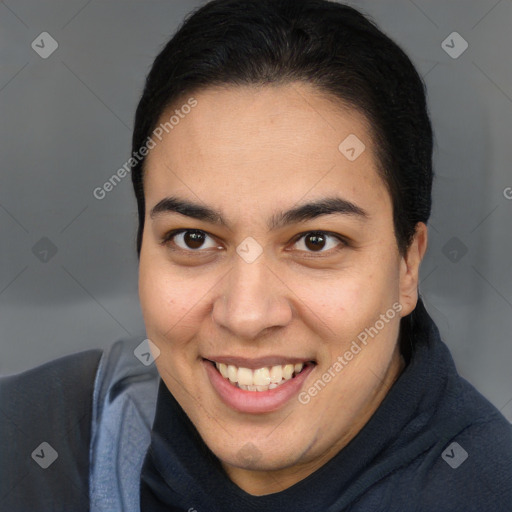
269, 365, 282, 383
283, 364, 294, 380
218, 363, 228, 378
214, 361, 306, 391
227, 364, 238, 383
238, 367, 253, 386
253, 368, 271, 386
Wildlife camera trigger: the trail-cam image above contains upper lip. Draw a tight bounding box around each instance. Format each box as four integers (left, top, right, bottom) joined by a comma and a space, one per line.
203, 355, 315, 369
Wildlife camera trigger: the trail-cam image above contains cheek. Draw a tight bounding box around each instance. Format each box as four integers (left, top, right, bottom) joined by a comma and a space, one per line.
312, 258, 400, 337
138, 260, 198, 336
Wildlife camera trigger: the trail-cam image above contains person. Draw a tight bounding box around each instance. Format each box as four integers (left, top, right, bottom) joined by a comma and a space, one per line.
1, 0, 511, 510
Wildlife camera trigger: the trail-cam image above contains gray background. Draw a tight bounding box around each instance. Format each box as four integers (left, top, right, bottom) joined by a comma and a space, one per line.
1, 0, 511, 420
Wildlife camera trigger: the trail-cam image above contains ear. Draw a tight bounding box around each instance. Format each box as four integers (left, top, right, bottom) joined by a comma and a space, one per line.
399, 222, 428, 316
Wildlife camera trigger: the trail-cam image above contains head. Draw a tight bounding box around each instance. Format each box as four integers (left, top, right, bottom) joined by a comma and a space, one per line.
133, 0, 432, 494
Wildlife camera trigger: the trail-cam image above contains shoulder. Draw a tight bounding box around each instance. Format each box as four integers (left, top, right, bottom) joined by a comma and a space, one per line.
0, 347, 104, 439
413, 376, 512, 511
0, 346, 103, 403
0, 347, 103, 511
383, 310, 512, 511
89, 337, 160, 512
0, 338, 160, 512
441, 377, 511, 502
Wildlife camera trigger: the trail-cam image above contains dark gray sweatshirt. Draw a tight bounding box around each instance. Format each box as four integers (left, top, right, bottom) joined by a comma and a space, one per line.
139, 300, 512, 511
1, 299, 511, 511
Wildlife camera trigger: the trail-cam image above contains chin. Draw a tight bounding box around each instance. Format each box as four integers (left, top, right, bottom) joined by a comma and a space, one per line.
206, 428, 315, 471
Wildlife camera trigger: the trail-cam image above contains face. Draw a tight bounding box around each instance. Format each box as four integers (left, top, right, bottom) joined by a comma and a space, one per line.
138, 83, 427, 494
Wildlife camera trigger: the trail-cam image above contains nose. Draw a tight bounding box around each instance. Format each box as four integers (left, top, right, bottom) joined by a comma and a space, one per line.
211, 254, 293, 341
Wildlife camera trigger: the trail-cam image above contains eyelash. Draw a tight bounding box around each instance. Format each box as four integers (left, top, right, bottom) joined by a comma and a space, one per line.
160, 229, 348, 257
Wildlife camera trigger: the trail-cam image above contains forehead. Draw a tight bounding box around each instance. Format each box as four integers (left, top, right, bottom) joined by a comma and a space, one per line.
143, 83, 390, 219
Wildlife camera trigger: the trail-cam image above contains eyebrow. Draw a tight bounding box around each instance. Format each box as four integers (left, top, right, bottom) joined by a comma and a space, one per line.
149, 195, 369, 230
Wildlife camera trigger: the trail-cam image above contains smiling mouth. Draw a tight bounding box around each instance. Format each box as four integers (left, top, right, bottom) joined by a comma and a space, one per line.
205, 359, 316, 392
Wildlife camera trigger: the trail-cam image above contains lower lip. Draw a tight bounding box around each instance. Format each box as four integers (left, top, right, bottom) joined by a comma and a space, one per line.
203, 360, 315, 414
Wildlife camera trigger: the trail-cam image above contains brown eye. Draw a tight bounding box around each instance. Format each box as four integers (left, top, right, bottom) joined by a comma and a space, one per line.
293, 231, 345, 254
304, 233, 327, 251
163, 229, 219, 251
183, 230, 206, 249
